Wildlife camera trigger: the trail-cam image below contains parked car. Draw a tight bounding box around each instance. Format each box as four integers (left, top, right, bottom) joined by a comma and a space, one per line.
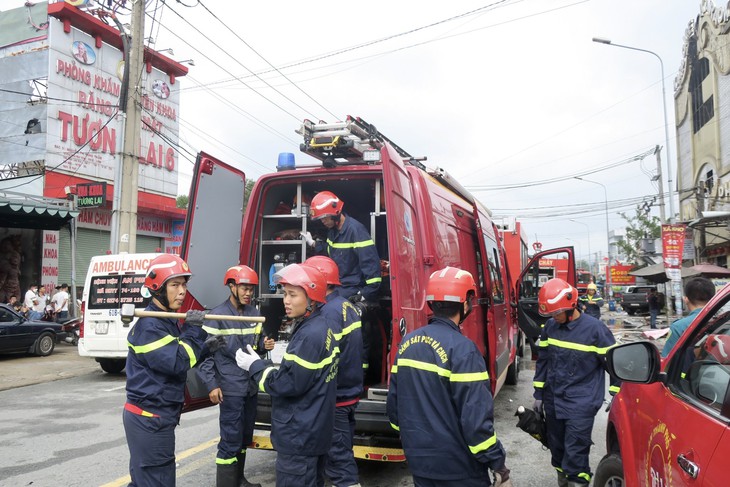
594, 285, 730, 486
620, 285, 665, 315
0, 304, 67, 356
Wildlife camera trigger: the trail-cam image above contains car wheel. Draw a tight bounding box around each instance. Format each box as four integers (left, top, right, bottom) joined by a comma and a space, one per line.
505, 355, 520, 385
34, 332, 56, 357
594, 453, 624, 487
99, 358, 126, 374
626, 309, 635, 316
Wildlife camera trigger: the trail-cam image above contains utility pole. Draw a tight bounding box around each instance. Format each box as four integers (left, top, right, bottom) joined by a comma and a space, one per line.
654, 145, 666, 224
117, 0, 145, 253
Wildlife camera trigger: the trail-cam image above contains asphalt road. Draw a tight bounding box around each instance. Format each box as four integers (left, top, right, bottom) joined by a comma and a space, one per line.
0, 343, 612, 486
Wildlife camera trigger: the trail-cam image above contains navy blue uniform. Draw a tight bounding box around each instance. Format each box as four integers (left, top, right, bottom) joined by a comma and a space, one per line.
123, 302, 208, 486
578, 293, 604, 319
248, 306, 339, 487
315, 214, 381, 302
387, 317, 506, 485
198, 299, 264, 467
322, 295, 364, 487
533, 311, 619, 485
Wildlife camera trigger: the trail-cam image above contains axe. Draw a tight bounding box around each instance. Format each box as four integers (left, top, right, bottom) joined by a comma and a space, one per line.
120, 303, 266, 325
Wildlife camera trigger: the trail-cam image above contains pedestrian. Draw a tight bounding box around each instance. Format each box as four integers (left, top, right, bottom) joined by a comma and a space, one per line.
533, 278, 619, 487
198, 265, 274, 487
387, 267, 511, 487
52, 283, 70, 322
648, 288, 661, 329
305, 256, 364, 487
661, 277, 716, 357
7, 295, 21, 312
235, 264, 338, 487
123, 254, 223, 486
300, 191, 381, 304
578, 283, 603, 320
24, 284, 41, 319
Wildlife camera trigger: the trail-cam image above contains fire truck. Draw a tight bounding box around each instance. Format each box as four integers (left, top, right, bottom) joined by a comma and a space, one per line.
179, 116, 574, 460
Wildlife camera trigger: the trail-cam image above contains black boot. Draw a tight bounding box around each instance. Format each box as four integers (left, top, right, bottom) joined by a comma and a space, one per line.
236, 452, 261, 487
217, 463, 239, 487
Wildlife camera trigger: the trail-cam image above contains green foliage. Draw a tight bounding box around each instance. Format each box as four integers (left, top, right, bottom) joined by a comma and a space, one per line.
176, 194, 188, 209
617, 205, 661, 265
577, 259, 591, 270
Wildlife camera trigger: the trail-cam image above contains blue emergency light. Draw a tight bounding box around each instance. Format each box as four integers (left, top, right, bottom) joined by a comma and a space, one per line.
277, 152, 295, 171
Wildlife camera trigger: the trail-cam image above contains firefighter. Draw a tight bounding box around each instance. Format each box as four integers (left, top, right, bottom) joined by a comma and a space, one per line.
387, 267, 511, 487
533, 278, 619, 487
198, 265, 274, 487
305, 256, 363, 487
300, 191, 381, 304
123, 254, 222, 486
235, 264, 338, 487
578, 283, 603, 320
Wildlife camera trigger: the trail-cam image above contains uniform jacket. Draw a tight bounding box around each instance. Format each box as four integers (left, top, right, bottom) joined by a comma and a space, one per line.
386, 317, 506, 480
661, 307, 703, 357
578, 293, 604, 319
322, 293, 364, 404
315, 214, 381, 302
198, 299, 265, 397
533, 312, 619, 419
125, 302, 208, 417
248, 306, 339, 456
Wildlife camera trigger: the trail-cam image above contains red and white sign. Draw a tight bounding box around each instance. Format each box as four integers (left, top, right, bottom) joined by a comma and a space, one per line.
41, 230, 59, 294
76, 208, 173, 238
608, 265, 636, 285
662, 224, 687, 281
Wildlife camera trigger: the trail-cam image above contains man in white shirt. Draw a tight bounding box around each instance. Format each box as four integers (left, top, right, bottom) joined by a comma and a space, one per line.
24, 285, 42, 320
53, 283, 70, 322
34, 286, 49, 319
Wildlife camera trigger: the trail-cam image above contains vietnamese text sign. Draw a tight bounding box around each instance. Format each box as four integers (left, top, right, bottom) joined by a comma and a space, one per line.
76, 181, 107, 208
41, 230, 59, 294
608, 265, 636, 285
662, 224, 687, 281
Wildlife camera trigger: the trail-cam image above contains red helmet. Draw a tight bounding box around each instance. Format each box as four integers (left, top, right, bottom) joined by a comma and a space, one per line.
538, 278, 578, 317
310, 191, 343, 220
426, 267, 477, 303
273, 263, 327, 303
224, 265, 259, 286
304, 256, 341, 286
144, 254, 192, 292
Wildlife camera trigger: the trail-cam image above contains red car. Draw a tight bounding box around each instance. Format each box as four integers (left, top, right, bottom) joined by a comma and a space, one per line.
595, 285, 730, 486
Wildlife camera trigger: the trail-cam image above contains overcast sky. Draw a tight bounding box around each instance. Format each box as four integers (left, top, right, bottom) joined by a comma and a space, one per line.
9, 0, 704, 263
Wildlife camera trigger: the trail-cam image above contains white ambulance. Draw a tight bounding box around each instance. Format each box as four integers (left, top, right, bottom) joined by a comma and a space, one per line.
78, 253, 161, 373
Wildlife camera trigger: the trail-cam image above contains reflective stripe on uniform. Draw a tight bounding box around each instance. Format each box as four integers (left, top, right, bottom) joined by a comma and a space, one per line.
392, 358, 489, 382
468, 433, 498, 454
127, 334, 177, 354
609, 385, 620, 394
258, 366, 276, 392
390, 422, 400, 431
179, 340, 197, 368
327, 238, 375, 249
335, 321, 361, 341
533, 381, 545, 389
124, 402, 160, 418
579, 472, 592, 482
203, 324, 262, 336
282, 347, 339, 370
365, 276, 382, 284
215, 456, 237, 465
544, 337, 612, 355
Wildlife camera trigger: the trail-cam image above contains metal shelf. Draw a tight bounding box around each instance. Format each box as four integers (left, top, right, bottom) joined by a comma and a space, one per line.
262, 240, 303, 245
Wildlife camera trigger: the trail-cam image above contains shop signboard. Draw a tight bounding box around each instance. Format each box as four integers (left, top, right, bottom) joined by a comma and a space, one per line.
608, 265, 636, 285
76, 182, 106, 208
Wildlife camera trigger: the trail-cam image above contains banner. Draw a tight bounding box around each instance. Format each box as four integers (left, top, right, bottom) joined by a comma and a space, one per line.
608, 265, 636, 285
662, 224, 687, 281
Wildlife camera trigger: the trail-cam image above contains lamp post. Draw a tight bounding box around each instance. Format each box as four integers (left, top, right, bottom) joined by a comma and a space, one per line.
569, 218, 592, 276
575, 177, 612, 298
592, 37, 675, 223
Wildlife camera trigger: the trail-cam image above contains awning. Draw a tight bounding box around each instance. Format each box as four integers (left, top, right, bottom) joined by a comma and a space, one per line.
0, 193, 79, 230
628, 262, 703, 283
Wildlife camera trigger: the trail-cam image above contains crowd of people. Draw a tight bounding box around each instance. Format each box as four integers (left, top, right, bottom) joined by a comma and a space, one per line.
5, 282, 70, 322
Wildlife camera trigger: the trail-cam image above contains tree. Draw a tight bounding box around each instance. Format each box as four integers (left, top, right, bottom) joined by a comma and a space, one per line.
617, 205, 661, 265
176, 194, 188, 209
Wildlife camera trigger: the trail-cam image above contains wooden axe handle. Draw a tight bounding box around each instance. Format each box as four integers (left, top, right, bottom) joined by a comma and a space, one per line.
133, 309, 265, 323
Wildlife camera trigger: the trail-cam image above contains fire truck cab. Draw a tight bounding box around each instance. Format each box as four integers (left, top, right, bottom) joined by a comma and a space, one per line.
180, 116, 574, 459
595, 283, 730, 486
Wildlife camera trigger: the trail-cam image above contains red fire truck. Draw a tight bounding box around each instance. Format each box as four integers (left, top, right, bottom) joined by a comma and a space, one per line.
180, 116, 574, 460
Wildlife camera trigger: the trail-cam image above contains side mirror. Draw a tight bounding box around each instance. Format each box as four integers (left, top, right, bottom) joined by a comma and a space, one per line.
607, 341, 661, 384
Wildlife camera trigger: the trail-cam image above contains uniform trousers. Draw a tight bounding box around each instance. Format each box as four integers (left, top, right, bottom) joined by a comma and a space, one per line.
217, 394, 257, 460
545, 412, 595, 484
325, 404, 358, 486
123, 408, 179, 486
275, 453, 326, 487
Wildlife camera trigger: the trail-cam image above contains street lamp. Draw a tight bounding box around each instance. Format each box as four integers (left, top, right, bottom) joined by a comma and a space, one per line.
592, 37, 676, 223
575, 177, 612, 298
569, 219, 592, 276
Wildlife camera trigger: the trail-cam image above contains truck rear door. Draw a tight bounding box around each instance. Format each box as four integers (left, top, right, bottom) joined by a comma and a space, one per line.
515, 247, 575, 341
181, 152, 246, 411
381, 144, 422, 382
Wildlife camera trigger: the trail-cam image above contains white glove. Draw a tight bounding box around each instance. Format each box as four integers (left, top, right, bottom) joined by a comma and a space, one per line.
300, 231, 315, 247
493, 472, 513, 487
235, 344, 261, 371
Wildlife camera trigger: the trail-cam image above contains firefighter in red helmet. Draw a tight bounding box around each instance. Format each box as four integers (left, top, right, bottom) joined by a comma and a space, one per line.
534, 278, 619, 487
124, 254, 222, 486
387, 267, 511, 487
235, 264, 339, 487
198, 265, 274, 487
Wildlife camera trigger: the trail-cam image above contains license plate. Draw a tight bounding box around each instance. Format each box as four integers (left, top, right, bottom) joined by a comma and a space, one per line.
95, 322, 109, 334
630, 303, 640, 307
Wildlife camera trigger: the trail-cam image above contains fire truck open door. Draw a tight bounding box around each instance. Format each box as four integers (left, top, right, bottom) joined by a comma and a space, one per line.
516, 247, 575, 341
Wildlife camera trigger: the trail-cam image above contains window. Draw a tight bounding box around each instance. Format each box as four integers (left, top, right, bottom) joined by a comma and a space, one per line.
690, 57, 714, 134
87, 273, 150, 310
0, 309, 16, 323
484, 237, 504, 304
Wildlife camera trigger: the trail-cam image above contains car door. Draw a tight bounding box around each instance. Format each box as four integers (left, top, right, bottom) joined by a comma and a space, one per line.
515, 247, 575, 341
639, 295, 730, 485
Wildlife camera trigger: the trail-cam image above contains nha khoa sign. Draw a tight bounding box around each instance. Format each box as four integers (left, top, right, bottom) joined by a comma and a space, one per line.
75, 181, 106, 208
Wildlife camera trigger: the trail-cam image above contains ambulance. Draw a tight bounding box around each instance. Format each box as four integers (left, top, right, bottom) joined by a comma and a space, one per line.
78, 252, 161, 373
180, 116, 574, 459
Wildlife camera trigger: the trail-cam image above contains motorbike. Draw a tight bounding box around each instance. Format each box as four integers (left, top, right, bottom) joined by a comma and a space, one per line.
60, 318, 81, 346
